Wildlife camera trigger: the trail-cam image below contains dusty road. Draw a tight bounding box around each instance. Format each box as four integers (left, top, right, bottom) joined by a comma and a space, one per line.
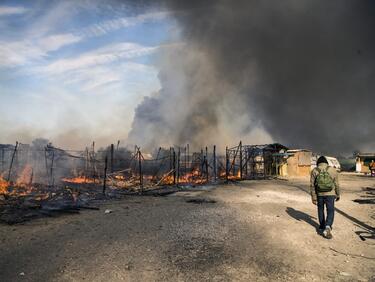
0, 173, 374, 281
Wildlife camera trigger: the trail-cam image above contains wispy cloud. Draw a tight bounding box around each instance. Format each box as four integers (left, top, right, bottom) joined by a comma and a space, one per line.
80, 11, 170, 37
0, 6, 28, 16
38, 34, 82, 51
0, 9, 168, 69
0, 33, 82, 67
31, 42, 159, 93
36, 42, 157, 75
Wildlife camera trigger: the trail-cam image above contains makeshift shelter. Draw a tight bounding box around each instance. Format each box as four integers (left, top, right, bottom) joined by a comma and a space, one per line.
355, 153, 375, 173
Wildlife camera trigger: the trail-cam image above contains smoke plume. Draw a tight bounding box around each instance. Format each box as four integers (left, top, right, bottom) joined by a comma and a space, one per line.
128, 0, 375, 154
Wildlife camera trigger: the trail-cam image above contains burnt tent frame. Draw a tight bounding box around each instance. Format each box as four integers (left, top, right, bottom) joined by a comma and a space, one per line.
226, 142, 288, 180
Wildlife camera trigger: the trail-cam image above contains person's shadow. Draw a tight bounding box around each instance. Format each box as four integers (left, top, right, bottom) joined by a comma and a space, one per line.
285, 207, 320, 230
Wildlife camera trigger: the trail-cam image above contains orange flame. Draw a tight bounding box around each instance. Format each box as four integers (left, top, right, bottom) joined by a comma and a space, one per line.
61, 177, 96, 184
16, 164, 33, 185
0, 176, 9, 195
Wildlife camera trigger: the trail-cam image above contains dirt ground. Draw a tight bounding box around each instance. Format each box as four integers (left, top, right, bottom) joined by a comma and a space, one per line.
0, 173, 374, 282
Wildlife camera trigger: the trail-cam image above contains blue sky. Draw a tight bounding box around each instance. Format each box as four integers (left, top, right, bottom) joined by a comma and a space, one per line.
0, 0, 177, 149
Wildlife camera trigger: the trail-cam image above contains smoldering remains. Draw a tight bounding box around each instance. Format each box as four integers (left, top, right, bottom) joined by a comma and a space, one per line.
128, 0, 375, 155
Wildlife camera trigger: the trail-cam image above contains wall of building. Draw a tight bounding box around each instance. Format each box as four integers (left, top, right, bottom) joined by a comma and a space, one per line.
287, 151, 312, 177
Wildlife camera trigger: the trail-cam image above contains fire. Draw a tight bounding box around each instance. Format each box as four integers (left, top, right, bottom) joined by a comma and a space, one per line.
16, 164, 33, 185
219, 170, 241, 180
61, 177, 96, 184
0, 176, 9, 195
114, 175, 125, 180
0, 176, 37, 197
155, 169, 208, 185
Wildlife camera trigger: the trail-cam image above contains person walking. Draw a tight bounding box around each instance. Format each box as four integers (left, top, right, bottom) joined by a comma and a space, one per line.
310, 156, 340, 239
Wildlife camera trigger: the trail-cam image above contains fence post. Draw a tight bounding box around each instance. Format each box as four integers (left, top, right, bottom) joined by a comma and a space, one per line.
103, 156, 108, 195
239, 141, 243, 180
213, 145, 217, 181
7, 141, 18, 182
50, 149, 55, 187
110, 144, 114, 173
225, 146, 229, 182
138, 149, 143, 193
187, 144, 190, 180
173, 149, 176, 185
177, 147, 180, 185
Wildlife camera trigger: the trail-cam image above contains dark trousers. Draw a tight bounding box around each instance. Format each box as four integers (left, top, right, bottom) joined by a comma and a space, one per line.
317, 196, 335, 229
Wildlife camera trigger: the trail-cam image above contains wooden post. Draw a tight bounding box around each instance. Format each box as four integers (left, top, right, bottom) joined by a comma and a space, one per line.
239, 141, 243, 180
138, 149, 143, 193
85, 147, 89, 181
200, 148, 204, 177
245, 148, 248, 178
173, 148, 176, 185
44, 147, 49, 182
205, 155, 208, 182
110, 144, 114, 173
213, 145, 217, 181
205, 146, 208, 180
169, 147, 173, 171
50, 149, 55, 186
103, 156, 108, 195
184, 146, 187, 180
177, 147, 180, 185
7, 141, 18, 182
116, 140, 120, 150
225, 146, 229, 182
92, 141, 96, 180
187, 144, 190, 180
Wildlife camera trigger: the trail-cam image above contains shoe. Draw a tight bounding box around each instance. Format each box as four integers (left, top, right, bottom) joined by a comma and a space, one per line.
323, 226, 333, 239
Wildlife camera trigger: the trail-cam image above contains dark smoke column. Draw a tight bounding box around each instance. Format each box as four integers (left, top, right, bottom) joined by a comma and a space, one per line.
128, 0, 375, 154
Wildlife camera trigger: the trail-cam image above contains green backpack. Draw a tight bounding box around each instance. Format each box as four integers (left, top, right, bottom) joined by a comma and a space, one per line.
315, 167, 335, 192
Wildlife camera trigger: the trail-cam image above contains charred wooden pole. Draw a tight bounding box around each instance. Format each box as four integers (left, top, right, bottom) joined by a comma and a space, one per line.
177, 147, 180, 185
205, 146, 208, 180
50, 149, 55, 187
138, 149, 143, 193
184, 146, 187, 180
169, 147, 173, 171
44, 147, 49, 181
200, 148, 204, 177
225, 146, 229, 182
103, 156, 108, 195
92, 141, 96, 181
213, 145, 217, 181
173, 148, 176, 185
7, 141, 18, 182
239, 141, 243, 180
245, 148, 248, 178
85, 147, 89, 181
205, 155, 209, 182
110, 144, 114, 173
187, 144, 190, 180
